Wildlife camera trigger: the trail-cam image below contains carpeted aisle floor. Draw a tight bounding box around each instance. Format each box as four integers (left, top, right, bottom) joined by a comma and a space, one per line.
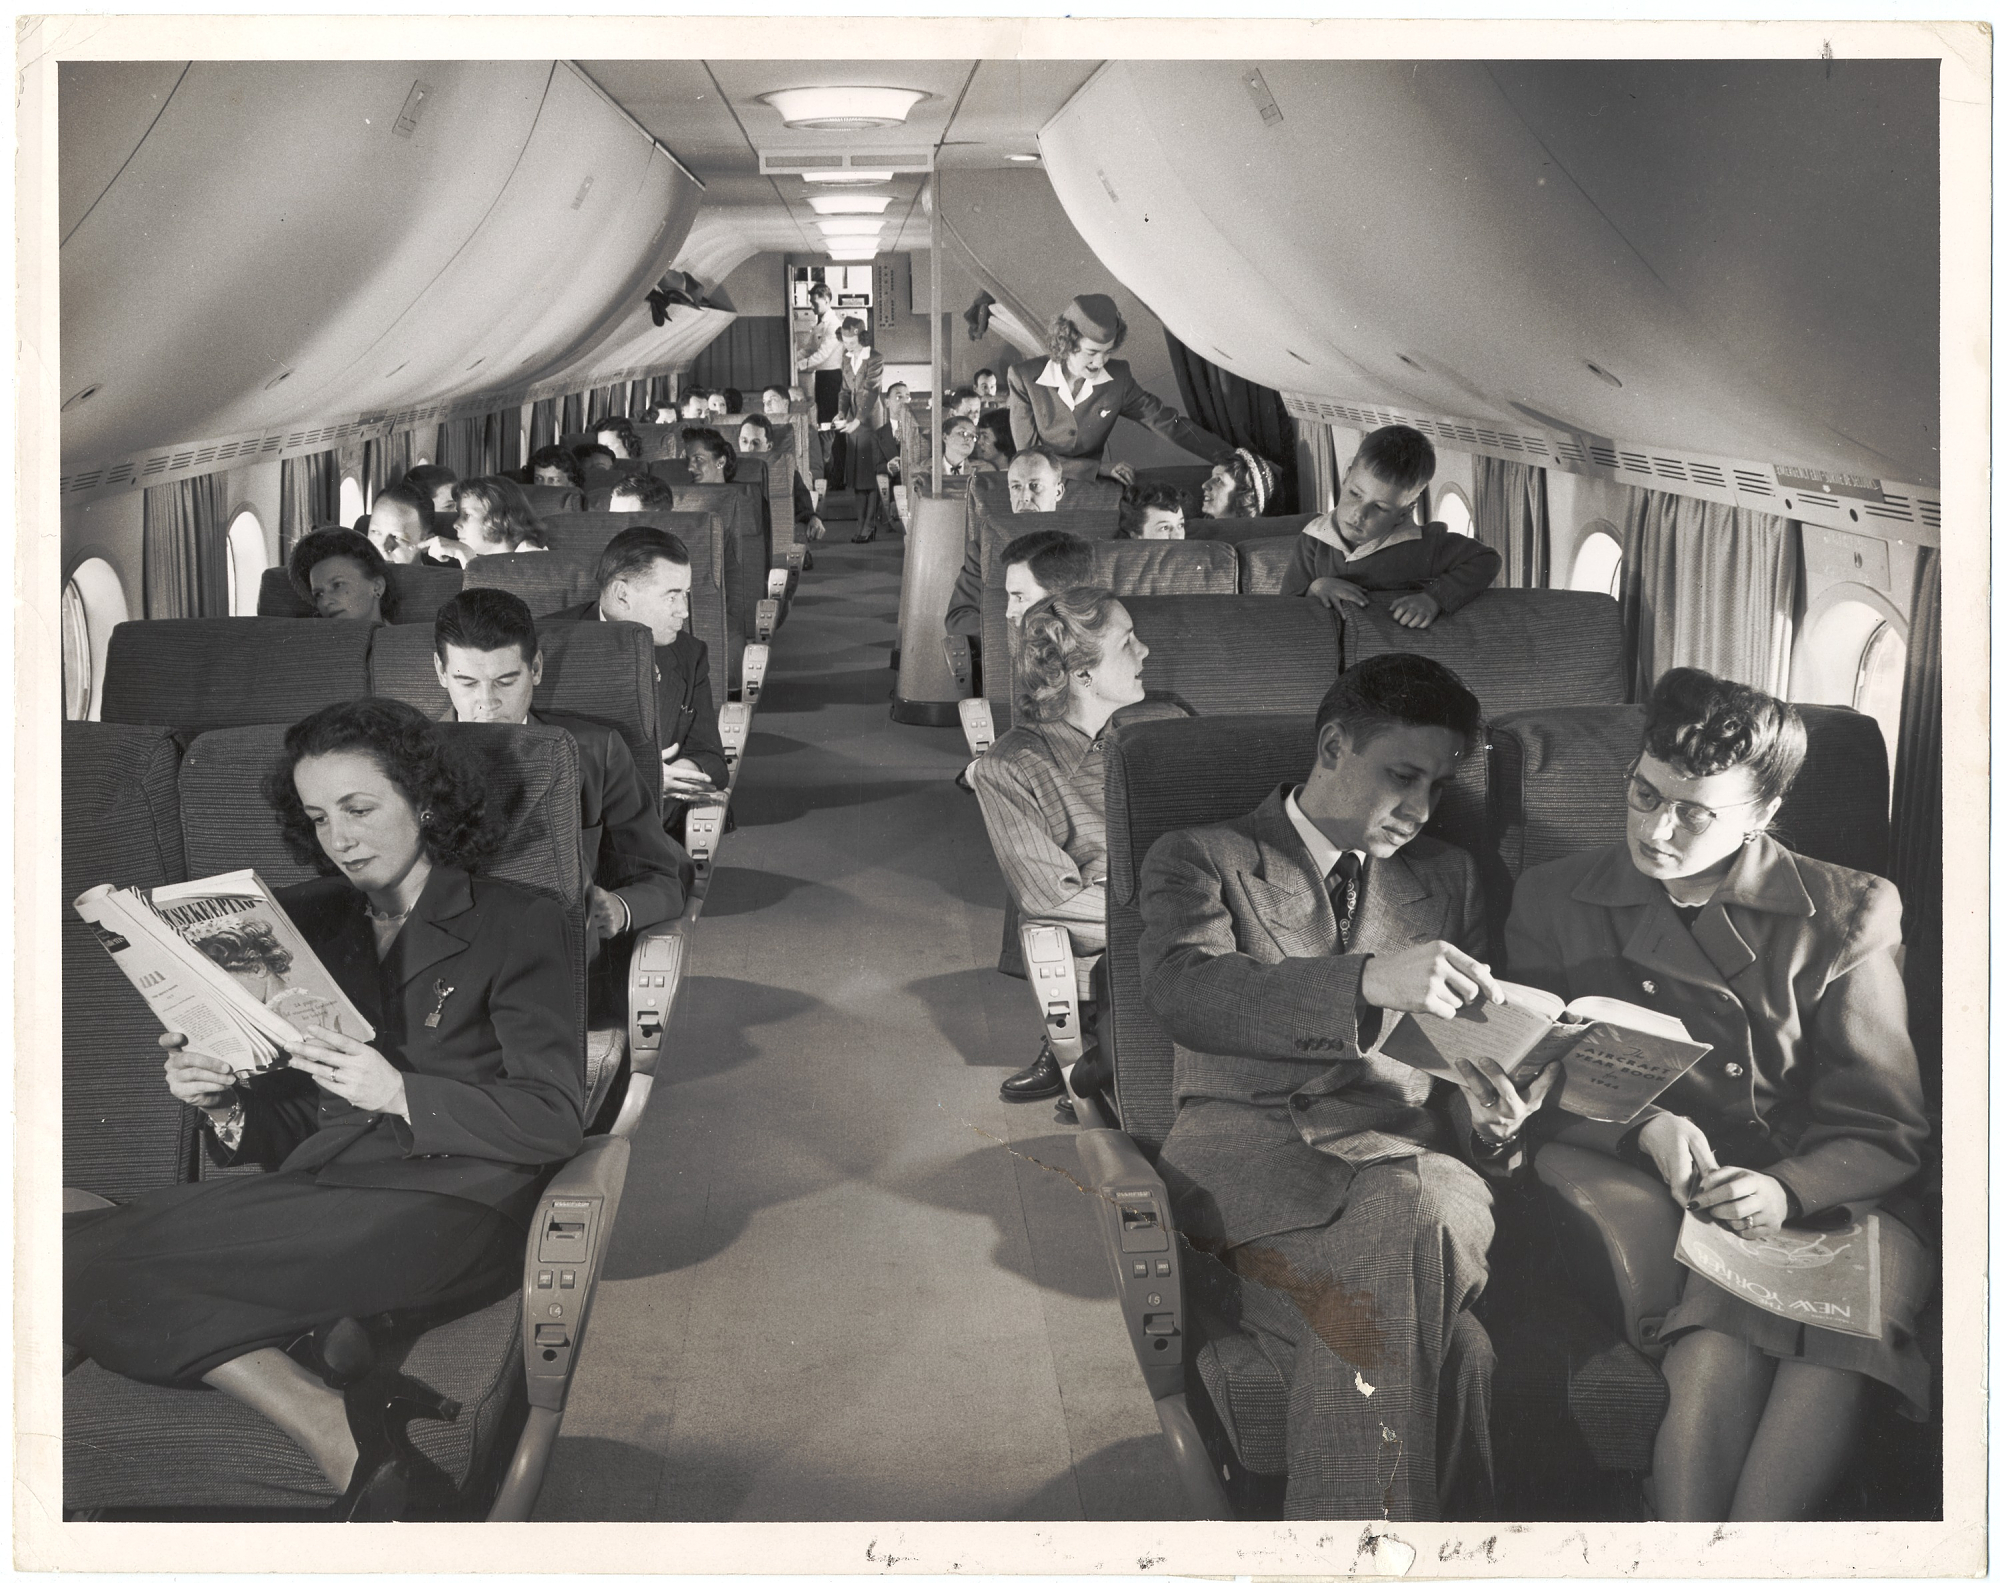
532, 531, 1180, 1521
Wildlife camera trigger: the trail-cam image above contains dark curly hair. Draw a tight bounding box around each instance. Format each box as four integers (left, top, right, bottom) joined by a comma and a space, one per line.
262, 697, 498, 876
527, 445, 584, 488
287, 529, 395, 619
1116, 481, 1190, 539
1049, 312, 1128, 364
681, 427, 737, 482
1643, 667, 1806, 807
593, 415, 642, 459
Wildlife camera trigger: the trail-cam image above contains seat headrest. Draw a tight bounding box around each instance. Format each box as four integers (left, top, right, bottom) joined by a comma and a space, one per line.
256, 562, 465, 622
1340, 590, 1625, 713
1119, 595, 1339, 720
1187, 512, 1319, 547
1090, 539, 1239, 596
516, 482, 584, 516
101, 619, 375, 734
62, 722, 186, 895
463, 551, 601, 617
969, 469, 1124, 528
1239, 537, 1295, 595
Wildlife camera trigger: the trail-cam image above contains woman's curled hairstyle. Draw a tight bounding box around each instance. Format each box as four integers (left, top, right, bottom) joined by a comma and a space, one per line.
263, 697, 498, 875
1015, 586, 1124, 724
1643, 666, 1807, 807
1049, 310, 1128, 364
453, 477, 548, 550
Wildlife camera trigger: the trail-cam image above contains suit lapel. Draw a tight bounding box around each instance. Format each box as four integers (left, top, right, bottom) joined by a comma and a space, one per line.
1351, 852, 1443, 957
1240, 791, 1340, 956
393, 864, 476, 992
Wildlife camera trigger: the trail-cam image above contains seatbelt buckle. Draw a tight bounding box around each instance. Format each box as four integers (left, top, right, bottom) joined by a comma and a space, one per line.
717, 702, 749, 765
755, 598, 780, 641
1020, 923, 1085, 1071
941, 635, 974, 698
684, 801, 725, 865
958, 697, 996, 758
741, 643, 770, 700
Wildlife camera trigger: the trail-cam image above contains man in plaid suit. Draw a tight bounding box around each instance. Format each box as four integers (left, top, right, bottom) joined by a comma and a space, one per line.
1138, 654, 1555, 1520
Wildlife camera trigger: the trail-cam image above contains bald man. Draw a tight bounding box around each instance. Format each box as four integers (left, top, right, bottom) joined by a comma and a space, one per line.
1007, 450, 1067, 515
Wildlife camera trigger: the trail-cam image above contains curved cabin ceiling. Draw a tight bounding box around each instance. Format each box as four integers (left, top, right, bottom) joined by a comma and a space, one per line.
1044, 60, 1938, 487
59, 60, 702, 467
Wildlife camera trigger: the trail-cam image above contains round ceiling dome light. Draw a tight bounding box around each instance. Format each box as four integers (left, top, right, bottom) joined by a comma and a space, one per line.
761, 87, 928, 131
826, 246, 879, 262
808, 194, 893, 215
816, 217, 885, 237
800, 169, 894, 186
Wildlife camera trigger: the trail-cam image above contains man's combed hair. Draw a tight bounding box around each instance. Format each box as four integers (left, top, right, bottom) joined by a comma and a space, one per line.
1353, 425, 1437, 494
1000, 528, 1096, 595
401, 463, 458, 500
370, 481, 436, 538
1643, 667, 1807, 806
263, 697, 498, 874
1313, 653, 1481, 752
288, 528, 393, 616
1015, 586, 1123, 724
1116, 480, 1189, 538
595, 525, 690, 594
609, 472, 676, 511
434, 587, 538, 666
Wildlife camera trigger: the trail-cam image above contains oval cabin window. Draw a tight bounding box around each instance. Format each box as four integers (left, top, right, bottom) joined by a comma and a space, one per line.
226, 509, 269, 616
1435, 486, 1473, 536
1795, 589, 1909, 788
61, 557, 130, 722
1571, 528, 1624, 599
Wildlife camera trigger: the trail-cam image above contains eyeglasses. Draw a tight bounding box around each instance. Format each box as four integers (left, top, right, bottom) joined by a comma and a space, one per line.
1624, 760, 1761, 836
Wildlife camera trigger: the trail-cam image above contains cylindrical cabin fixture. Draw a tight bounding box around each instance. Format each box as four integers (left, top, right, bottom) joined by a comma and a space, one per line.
761, 87, 928, 131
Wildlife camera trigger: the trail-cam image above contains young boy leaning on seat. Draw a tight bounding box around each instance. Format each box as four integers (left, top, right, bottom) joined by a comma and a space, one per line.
1279, 424, 1500, 629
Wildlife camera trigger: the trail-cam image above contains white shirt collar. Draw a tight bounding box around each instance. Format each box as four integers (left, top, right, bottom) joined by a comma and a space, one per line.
1036, 356, 1114, 412
1284, 788, 1367, 883
1341, 519, 1426, 566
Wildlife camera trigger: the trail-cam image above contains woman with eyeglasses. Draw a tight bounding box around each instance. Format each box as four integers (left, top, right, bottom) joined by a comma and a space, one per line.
1505, 668, 1930, 1521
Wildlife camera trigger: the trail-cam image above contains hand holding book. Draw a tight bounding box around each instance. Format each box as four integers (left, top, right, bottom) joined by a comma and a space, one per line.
281, 1026, 411, 1121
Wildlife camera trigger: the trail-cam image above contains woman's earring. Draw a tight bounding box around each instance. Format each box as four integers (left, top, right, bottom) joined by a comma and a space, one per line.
420, 810, 434, 825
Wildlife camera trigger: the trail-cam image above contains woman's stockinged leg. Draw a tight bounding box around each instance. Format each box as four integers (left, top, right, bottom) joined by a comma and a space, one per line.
1728, 1360, 1869, 1520
204, 1348, 358, 1492
1652, 1328, 1777, 1520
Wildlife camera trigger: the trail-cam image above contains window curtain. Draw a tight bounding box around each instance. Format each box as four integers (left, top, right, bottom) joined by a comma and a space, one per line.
363, 433, 411, 502
1292, 417, 1341, 515
279, 450, 339, 556
586, 386, 615, 425
650, 375, 674, 412
143, 473, 228, 618
560, 393, 586, 441
529, 398, 559, 453
1890, 545, 1941, 1092
1163, 329, 1299, 515
1471, 456, 1552, 589
435, 417, 483, 479
1619, 489, 1804, 703
690, 318, 791, 397
485, 408, 521, 475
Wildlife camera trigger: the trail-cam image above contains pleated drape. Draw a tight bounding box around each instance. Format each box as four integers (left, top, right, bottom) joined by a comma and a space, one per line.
1292, 418, 1341, 514
1619, 489, 1804, 703
278, 450, 339, 556
690, 318, 791, 397
142, 473, 229, 618
1163, 329, 1299, 514
363, 433, 411, 503
561, 393, 586, 440
435, 417, 485, 479
529, 399, 559, 453
1471, 456, 1552, 589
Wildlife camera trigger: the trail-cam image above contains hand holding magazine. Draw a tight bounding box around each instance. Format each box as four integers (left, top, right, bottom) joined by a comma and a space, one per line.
75, 869, 373, 1076
1675, 1207, 1884, 1339
1378, 978, 1711, 1125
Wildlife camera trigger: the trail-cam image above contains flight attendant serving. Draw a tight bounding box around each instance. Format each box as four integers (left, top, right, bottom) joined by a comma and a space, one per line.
65, 698, 585, 1520
1507, 668, 1931, 1522
1007, 294, 1248, 486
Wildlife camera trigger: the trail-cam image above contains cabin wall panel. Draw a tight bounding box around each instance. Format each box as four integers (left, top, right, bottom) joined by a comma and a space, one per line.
61, 491, 144, 611
1544, 470, 1638, 591
717, 253, 786, 318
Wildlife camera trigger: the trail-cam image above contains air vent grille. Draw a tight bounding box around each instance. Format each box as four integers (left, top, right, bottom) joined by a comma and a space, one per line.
1865, 493, 1914, 524
1917, 498, 1941, 531
1734, 470, 1774, 496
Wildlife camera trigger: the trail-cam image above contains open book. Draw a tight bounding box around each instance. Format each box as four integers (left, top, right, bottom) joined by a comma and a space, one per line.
1378, 979, 1711, 1126
74, 869, 373, 1076
1675, 1208, 1883, 1339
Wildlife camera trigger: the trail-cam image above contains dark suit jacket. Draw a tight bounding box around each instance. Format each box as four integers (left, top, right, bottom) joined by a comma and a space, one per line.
1506, 837, 1928, 1217
547, 602, 730, 792
226, 866, 584, 1226
1139, 787, 1490, 1248
532, 708, 693, 931
1007, 355, 1234, 481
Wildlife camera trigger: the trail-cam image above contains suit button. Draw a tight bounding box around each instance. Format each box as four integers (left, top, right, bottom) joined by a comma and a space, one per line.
1724, 1062, 1745, 1078
1290, 1094, 1310, 1110
1329, 1039, 1343, 1051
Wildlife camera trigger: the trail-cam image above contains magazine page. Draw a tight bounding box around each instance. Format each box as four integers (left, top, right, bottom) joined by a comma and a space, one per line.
1376, 978, 1568, 1078
1675, 1209, 1883, 1340
1553, 1019, 1712, 1125
145, 868, 374, 1042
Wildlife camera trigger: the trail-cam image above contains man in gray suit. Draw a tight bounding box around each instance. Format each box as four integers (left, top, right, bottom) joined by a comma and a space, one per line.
1138, 654, 1555, 1521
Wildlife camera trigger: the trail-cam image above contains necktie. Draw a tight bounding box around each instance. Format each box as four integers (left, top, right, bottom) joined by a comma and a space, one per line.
1328, 852, 1362, 950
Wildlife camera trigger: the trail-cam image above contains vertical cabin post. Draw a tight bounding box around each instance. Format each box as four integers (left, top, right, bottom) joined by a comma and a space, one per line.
929, 172, 943, 496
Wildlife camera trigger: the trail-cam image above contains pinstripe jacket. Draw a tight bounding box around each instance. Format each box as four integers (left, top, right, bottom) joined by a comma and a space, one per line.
1140, 787, 1490, 1248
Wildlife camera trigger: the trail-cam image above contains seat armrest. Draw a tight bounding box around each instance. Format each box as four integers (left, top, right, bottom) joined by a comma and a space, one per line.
1020, 922, 1088, 1072
626, 919, 693, 1082
519, 1135, 631, 1413
941, 635, 975, 698
717, 702, 750, 784
684, 795, 728, 868
1533, 1140, 1686, 1357
1074, 1128, 1188, 1404
958, 697, 995, 758
754, 597, 780, 641
741, 642, 770, 700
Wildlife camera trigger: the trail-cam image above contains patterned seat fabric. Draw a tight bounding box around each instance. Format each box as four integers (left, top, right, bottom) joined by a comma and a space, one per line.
1117, 596, 1341, 724
1238, 537, 1295, 595
517, 482, 584, 517
101, 619, 375, 735
668, 482, 767, 647
973, 511, 1122, 737
1340, 590, 1626, 714
62, 723, 197, 1201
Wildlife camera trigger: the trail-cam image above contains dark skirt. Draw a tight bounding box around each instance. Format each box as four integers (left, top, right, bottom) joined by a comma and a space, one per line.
812, 369, 843, 424
66, 1173, 521, 1388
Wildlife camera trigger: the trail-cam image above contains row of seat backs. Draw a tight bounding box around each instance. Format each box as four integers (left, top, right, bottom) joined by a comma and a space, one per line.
258, 562, 466, 622
541, 504, 746, 683
61, 719, 589, 1203
1098, 703, 1894, 1151
97, 617, 665, 803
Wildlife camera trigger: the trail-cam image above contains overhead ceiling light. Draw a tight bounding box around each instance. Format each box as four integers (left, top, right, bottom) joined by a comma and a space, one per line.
1005, 152, 1040, 163
760, 87, 928, 131
826, 245, 879, 261
808, 194, 893, 215
800, 169, 894, 185
816, 217, 885, 237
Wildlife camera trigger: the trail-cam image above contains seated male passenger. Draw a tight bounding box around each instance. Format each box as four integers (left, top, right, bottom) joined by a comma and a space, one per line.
431, 589, 693, 982
999, 530, 1096, 632
1138, 654, 1554, 1520
681, 427, 736, 486
363, 483, 435, 566
402, 463, 459, 517
1279, 425, 1501, 630
1008, 449, 1067, 514
740, 414, 826, 544
527, 446, 584, 490
546, 527, 728, 831
760, 385, 794, 423
1115, 481, 1188, 539
573, 441, 618, 477
290, 528, 390, 622
608, 473, 675, 514
679, 388, 711, 421
425, 477, 548, 565
974, 587, 1190, 1111
974, 367, 1001, 406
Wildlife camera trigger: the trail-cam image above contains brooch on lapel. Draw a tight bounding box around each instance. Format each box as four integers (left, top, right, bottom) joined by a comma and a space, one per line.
426, 978, 456, 1029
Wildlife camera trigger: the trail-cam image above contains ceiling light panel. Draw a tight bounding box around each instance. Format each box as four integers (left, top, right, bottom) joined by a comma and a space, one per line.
761, 87, 928, 131
808, 194, 894, 215
799, 169, 895, 185
816, 217, 885, 236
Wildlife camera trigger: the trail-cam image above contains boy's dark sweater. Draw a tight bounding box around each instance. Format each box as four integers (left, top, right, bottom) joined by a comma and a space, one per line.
1278, 517, 1501, 612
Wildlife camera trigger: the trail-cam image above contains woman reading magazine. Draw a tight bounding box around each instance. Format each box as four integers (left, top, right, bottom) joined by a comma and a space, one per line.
1505, 668, 1931, 1521
65, 698, 583, 1520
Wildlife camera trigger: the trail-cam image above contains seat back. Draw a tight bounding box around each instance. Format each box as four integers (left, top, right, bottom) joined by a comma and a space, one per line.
463, 549, 602, 617
256, 564, 464, 622
668, 483, 766, 632
1187, 513, 1318, 548
1340, 590, 1626, 714
179, 721, 589, 1060
973, 510, 1122, 734
1118, 595, 1341, 720
368, 621, 664, 804
518, 482, 584, 517
968, 469, 1124, 531
1239, 537, 1295, 595
101, 618, 376, 734
62, 723, 197, 1200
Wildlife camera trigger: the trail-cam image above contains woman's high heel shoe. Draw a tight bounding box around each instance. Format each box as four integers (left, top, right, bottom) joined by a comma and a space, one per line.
850, 528, 877, 543
328, 1366, 460, 1521
288, 1317, 376, 1388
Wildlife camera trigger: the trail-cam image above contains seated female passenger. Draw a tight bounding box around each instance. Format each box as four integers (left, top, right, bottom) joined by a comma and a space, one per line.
425, 478, 548, 565
572, 441, 617, 477
1507, 668, 1931, 1521
972, 587, 1190, 1110
1198, 447, 1277, 519
527, 445, 584, 490
593, 417, 641, 462
739, 414, 826, 544
290, 529, 391, 623
681, 427, 737, 486
65, 697, 584, 1519
1114, 481, 1187, 540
